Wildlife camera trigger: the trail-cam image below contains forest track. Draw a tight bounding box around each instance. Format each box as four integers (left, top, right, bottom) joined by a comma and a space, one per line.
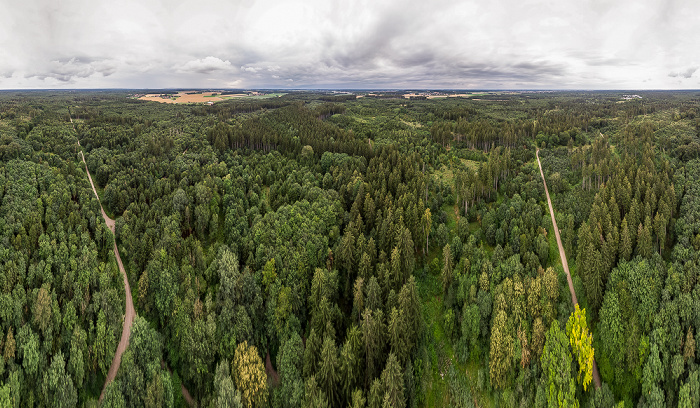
70, 115, 196, 406
79, 152, 136, 400
163, 361, 197, 406
536, 149, 602, 390
69, 114, 136, 401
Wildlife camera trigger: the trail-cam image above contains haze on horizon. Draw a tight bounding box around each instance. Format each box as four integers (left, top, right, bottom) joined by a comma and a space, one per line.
1, 0, 699, 90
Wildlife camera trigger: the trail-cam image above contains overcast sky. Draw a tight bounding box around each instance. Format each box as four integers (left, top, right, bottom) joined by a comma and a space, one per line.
1, 0, 699, 89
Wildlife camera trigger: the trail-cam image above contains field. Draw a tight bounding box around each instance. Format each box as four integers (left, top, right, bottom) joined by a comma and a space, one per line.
137, 90, 286, 104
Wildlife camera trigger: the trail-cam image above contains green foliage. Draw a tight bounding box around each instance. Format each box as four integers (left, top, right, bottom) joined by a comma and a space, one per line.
565, 305, 594, 390
2, 91, 700, 407
541, 321, 578, 408
112, 316, 173, 407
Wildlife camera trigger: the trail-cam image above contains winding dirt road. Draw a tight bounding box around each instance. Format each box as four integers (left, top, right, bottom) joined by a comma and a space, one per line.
70, 114, 196, 406
79, 151, 136, 400
536, 149, 601, 390
69, 113, 136, 400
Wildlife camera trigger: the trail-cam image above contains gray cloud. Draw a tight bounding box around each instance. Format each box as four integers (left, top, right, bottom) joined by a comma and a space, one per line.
26, 58, 119, 82
669, 67, 698, 79
176, 57, 234, 74
0, 0, 699, 89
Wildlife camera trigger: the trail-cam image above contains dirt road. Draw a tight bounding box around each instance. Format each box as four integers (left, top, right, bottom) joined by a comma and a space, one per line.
536, 149, 601, 390
71, 115, 196, 405
70, 117, 136, 400
78, 151, 136, 400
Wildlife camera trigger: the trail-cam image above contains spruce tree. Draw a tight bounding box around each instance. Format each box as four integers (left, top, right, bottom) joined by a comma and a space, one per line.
620, 218, 633, 262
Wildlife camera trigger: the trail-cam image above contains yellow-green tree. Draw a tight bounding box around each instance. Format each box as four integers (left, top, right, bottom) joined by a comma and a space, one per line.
4, 328, 15, 360
233, 341, 268, 408
34, 287, 52, 333
566, 304, 594, 391
489, 310, 513, 389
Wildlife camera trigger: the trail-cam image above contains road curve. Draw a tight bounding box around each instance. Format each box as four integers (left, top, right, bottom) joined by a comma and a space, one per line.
536, 148, 601, 390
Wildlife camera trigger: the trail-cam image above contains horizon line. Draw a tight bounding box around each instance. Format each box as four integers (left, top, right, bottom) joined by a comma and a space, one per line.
1, 88, 700, 92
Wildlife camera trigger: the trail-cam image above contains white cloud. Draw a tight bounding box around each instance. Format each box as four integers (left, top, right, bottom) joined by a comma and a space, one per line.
669, 67, 698, 79
176, 57, 234, 74
0, 0, 699, 89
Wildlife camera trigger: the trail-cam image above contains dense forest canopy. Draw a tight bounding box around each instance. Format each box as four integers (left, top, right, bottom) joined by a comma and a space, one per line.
1, 89, 700, 407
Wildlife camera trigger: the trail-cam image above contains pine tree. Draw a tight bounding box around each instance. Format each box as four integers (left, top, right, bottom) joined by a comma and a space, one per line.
380, 353, 405, 408
352, 278, 364, 322
586, 247, 603, 311
637, 217, 653, 258
565, 215, 575, 258
620, 217, 633, 262
628, 199, 640, 245
339, 230, 356, 282
397, 227, 415, 283
361, 309, 385, 383
398, 276, 421, 355
387, 307, 405, 364
340, 326, 363, 403
368, 378, 383, 408
576, 222, 591, 286
441, 244, 453, 294
422, 208, 432, 255
318, 336, 339, 405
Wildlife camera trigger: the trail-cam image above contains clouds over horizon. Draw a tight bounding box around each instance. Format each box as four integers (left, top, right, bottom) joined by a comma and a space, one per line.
1, 0, 699, 89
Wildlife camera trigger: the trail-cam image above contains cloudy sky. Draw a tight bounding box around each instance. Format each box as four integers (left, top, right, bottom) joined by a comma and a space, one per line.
1, 0, 698, 89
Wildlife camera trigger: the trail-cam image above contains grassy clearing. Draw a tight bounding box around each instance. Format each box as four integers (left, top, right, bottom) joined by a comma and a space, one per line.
418, 264, 495, 407
460, 158, 480, 172
434, 158, 479, 187
441, 203, 458, 231
434, 165, 454, 185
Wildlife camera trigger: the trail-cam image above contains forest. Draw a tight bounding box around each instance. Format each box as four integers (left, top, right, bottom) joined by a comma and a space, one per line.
1, 89, 700, 407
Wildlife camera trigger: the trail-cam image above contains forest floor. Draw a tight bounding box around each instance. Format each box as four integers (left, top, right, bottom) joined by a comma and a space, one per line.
536, 148, 602, 390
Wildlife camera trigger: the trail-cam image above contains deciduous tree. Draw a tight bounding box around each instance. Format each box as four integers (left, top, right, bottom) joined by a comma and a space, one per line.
233, 341, 268, 408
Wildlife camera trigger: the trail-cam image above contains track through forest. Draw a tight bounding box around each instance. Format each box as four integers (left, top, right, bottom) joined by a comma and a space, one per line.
70, 118, 136, 400
536, 149, 602, 390
80, 148, 135, 401
70, 114, 196, 406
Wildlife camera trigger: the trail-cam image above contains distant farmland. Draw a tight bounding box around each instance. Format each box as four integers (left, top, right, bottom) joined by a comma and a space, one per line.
137, 91, 285, 104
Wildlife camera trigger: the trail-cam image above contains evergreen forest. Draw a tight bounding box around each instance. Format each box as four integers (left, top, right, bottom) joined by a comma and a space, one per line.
1, 90, 700, 407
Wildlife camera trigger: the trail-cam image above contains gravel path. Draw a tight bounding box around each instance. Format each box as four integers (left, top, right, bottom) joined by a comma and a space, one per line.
536, 149, 602, 390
